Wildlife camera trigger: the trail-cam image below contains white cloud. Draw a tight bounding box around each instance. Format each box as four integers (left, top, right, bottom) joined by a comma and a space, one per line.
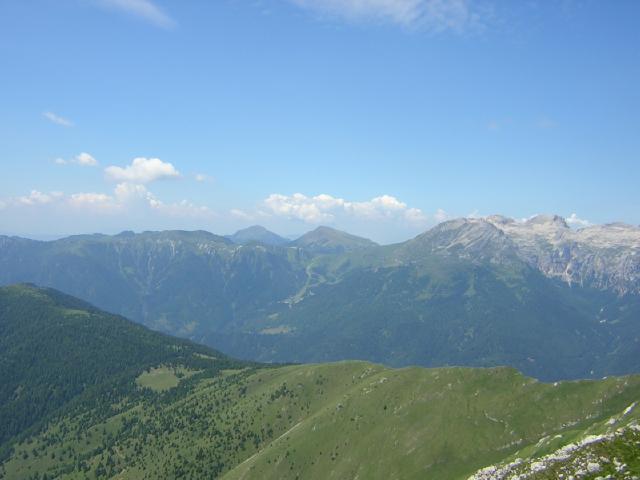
43, 111, 73, 127
105, 157, 180, 184
566, 213, 591, 228
195, 173, 210, 182
108, 182, 213, 218
114, 182, 153, 202
75, 152, 98, 166
288, 0, 486, 31
55, 152, 99, 167
98, 0, 175, 28
263, 193, 427, 225
3, 183, 213, 220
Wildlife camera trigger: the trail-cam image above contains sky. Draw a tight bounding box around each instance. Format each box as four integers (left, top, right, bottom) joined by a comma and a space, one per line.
0, 0, 638, 243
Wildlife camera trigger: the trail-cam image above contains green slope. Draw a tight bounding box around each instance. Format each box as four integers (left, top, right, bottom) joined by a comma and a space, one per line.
468, 400, 640, 479
4, 361, 640, 480
0, 284, 249, 457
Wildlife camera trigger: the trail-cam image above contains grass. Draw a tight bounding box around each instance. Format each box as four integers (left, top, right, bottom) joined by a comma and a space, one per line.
3, 362, 640, 480
135, 366, 199, 392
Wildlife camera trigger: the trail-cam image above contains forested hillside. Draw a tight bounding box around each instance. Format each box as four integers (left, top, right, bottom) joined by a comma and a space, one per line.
0, 284, 249, 458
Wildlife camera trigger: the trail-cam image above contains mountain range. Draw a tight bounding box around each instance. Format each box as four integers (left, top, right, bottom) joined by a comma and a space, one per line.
0, 215, 639, 381
1, 284, 639, 479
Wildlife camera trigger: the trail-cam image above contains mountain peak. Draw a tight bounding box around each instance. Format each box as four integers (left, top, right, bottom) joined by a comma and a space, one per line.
525, 214, 569, 228
227, 225, 288, 246
292, 226, 377, 253
400, 217, 520, 264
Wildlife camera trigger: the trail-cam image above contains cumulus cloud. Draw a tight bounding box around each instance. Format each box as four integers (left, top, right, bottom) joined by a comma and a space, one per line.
288, 0, 486, 31
566, 213, 591, 228
76, 152, 98, 166
55, 152, 99, 167
105, 157, 180, 184
262, 193, 427, 225
43, 111, 73, 127
98, 0, 175, 28
111, 182, 213, 217
114, 182, 153, 203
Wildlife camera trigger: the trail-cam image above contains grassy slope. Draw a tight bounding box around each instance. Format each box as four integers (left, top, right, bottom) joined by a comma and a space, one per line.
468, 401, 640, 479
4, 361, 640, 480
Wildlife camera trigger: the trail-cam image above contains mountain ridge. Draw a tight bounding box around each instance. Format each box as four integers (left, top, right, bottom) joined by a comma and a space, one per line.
1, 215, 639, 381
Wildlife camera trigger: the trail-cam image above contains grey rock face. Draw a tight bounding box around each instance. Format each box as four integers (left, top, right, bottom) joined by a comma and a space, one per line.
484, 215, 640, 295
404, 215, 640, 295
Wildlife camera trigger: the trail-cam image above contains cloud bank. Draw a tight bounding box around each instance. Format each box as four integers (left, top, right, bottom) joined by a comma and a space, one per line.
105, 157, 180, 183
262, 192, 427, 225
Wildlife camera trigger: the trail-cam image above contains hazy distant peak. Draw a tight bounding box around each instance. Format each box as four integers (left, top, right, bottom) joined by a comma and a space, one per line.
292, 225, 377, 253
401, 216, 519, 265
227, 225, 288, 246
525, 214, 569, 228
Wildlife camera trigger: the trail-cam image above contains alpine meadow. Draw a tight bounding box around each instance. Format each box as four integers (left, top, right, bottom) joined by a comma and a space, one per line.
1, 1, 639, 479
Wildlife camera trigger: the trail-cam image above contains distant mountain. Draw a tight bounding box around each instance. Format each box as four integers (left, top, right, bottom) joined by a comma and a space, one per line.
486, 214, 640, 295
227, 225, 289, 246
291, 226, 378, 253
0, 216, 639, 381
393, 217, 521, 264
2, 287, 640, 479
0, 230, 309, 336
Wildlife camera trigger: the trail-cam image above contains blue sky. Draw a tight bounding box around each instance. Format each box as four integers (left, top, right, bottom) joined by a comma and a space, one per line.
0, 0, 638, 243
